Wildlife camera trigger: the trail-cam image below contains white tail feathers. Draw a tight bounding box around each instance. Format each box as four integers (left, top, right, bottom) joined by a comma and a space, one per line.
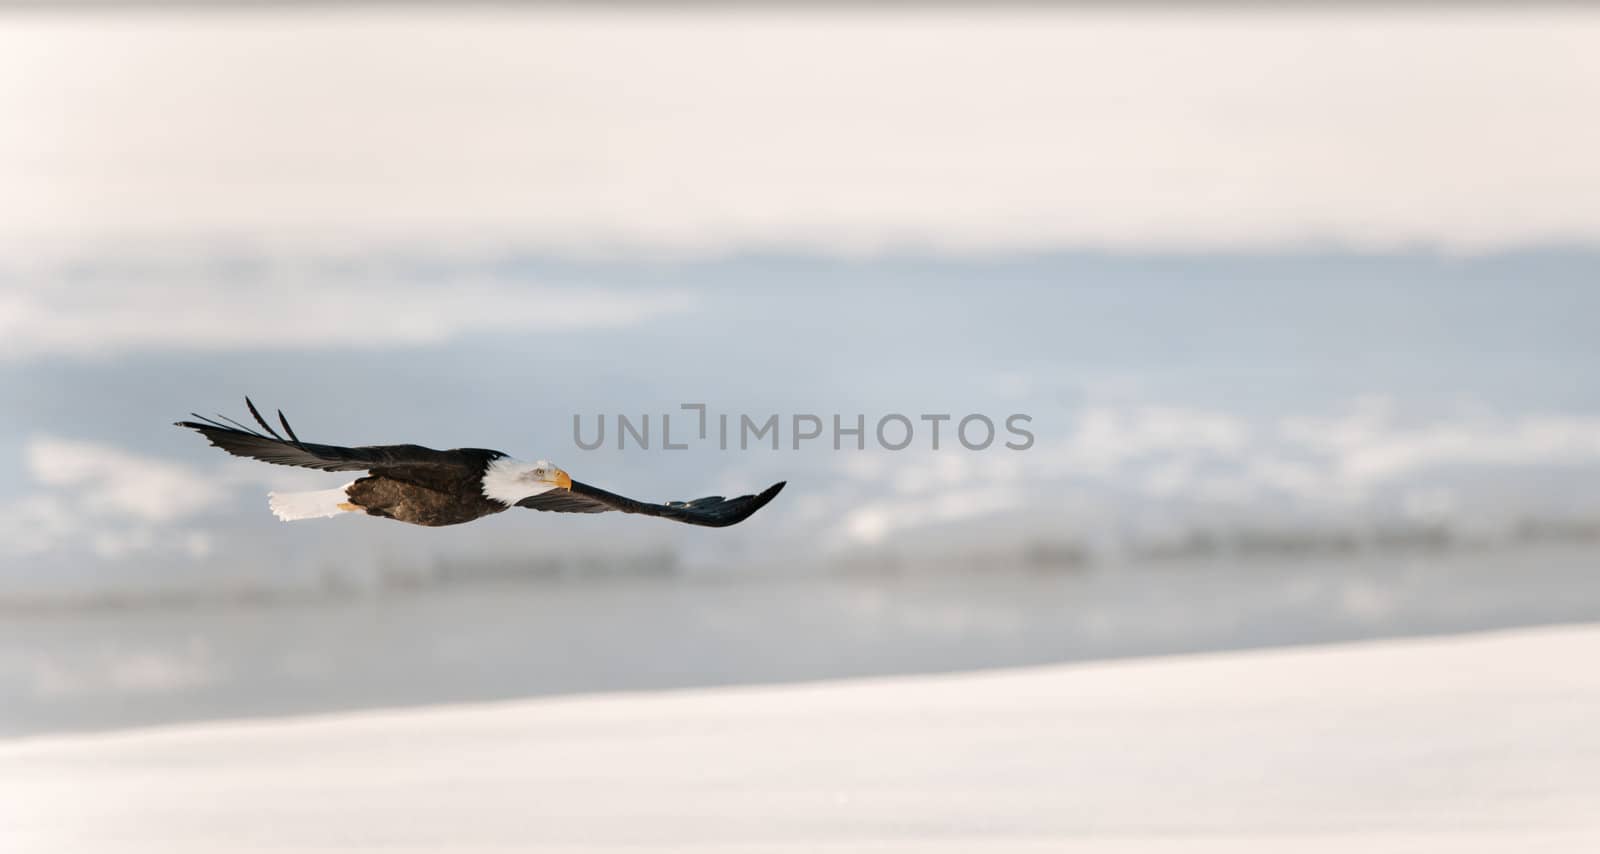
268, 483, 357, 522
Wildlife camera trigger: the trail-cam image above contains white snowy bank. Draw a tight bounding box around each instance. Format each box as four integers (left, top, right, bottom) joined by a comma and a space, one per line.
5, 626, 1599, 853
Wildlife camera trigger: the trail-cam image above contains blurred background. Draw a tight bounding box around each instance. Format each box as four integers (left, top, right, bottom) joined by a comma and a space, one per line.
3, 3, 1599, 738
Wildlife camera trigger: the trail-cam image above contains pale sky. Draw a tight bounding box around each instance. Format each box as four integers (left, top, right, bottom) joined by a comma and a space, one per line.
4, 7, 1600, 585
3, 7, 1599, 254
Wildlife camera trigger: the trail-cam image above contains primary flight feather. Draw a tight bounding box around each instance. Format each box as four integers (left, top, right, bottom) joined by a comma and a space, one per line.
176, 399, 785, 528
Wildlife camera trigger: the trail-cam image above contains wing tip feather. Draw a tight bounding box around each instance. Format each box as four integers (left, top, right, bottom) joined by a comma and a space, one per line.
711, 480, 786, 527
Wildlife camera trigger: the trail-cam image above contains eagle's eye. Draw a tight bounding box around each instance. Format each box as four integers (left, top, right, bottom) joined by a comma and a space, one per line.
533, 467, 545, 477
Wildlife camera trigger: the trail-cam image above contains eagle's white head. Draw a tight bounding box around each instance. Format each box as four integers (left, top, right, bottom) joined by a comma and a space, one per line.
482, 457, 572, 505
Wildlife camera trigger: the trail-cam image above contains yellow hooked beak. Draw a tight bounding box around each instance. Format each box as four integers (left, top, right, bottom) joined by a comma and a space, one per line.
551, 468, 572, 490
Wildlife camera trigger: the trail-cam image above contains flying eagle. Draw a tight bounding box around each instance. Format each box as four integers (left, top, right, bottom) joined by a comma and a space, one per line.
176, 400, 785, 528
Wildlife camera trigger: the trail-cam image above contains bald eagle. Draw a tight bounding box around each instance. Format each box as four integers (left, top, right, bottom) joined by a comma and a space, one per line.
176, 399, 784, 528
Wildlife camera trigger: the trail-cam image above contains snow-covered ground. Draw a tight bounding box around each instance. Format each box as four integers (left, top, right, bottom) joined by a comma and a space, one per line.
4, 625, 1598, 853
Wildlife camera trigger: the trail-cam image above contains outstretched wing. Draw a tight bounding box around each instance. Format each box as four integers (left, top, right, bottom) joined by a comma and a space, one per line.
175, 398, 487, 475
518, 480, 785, 528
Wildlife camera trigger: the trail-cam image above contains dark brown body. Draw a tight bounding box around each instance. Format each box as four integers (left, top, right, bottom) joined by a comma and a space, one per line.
347, 471, 507, 527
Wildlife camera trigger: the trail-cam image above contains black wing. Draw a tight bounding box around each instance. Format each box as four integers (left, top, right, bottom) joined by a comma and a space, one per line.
175, 398, 491, 476
518, 480, 785, 528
